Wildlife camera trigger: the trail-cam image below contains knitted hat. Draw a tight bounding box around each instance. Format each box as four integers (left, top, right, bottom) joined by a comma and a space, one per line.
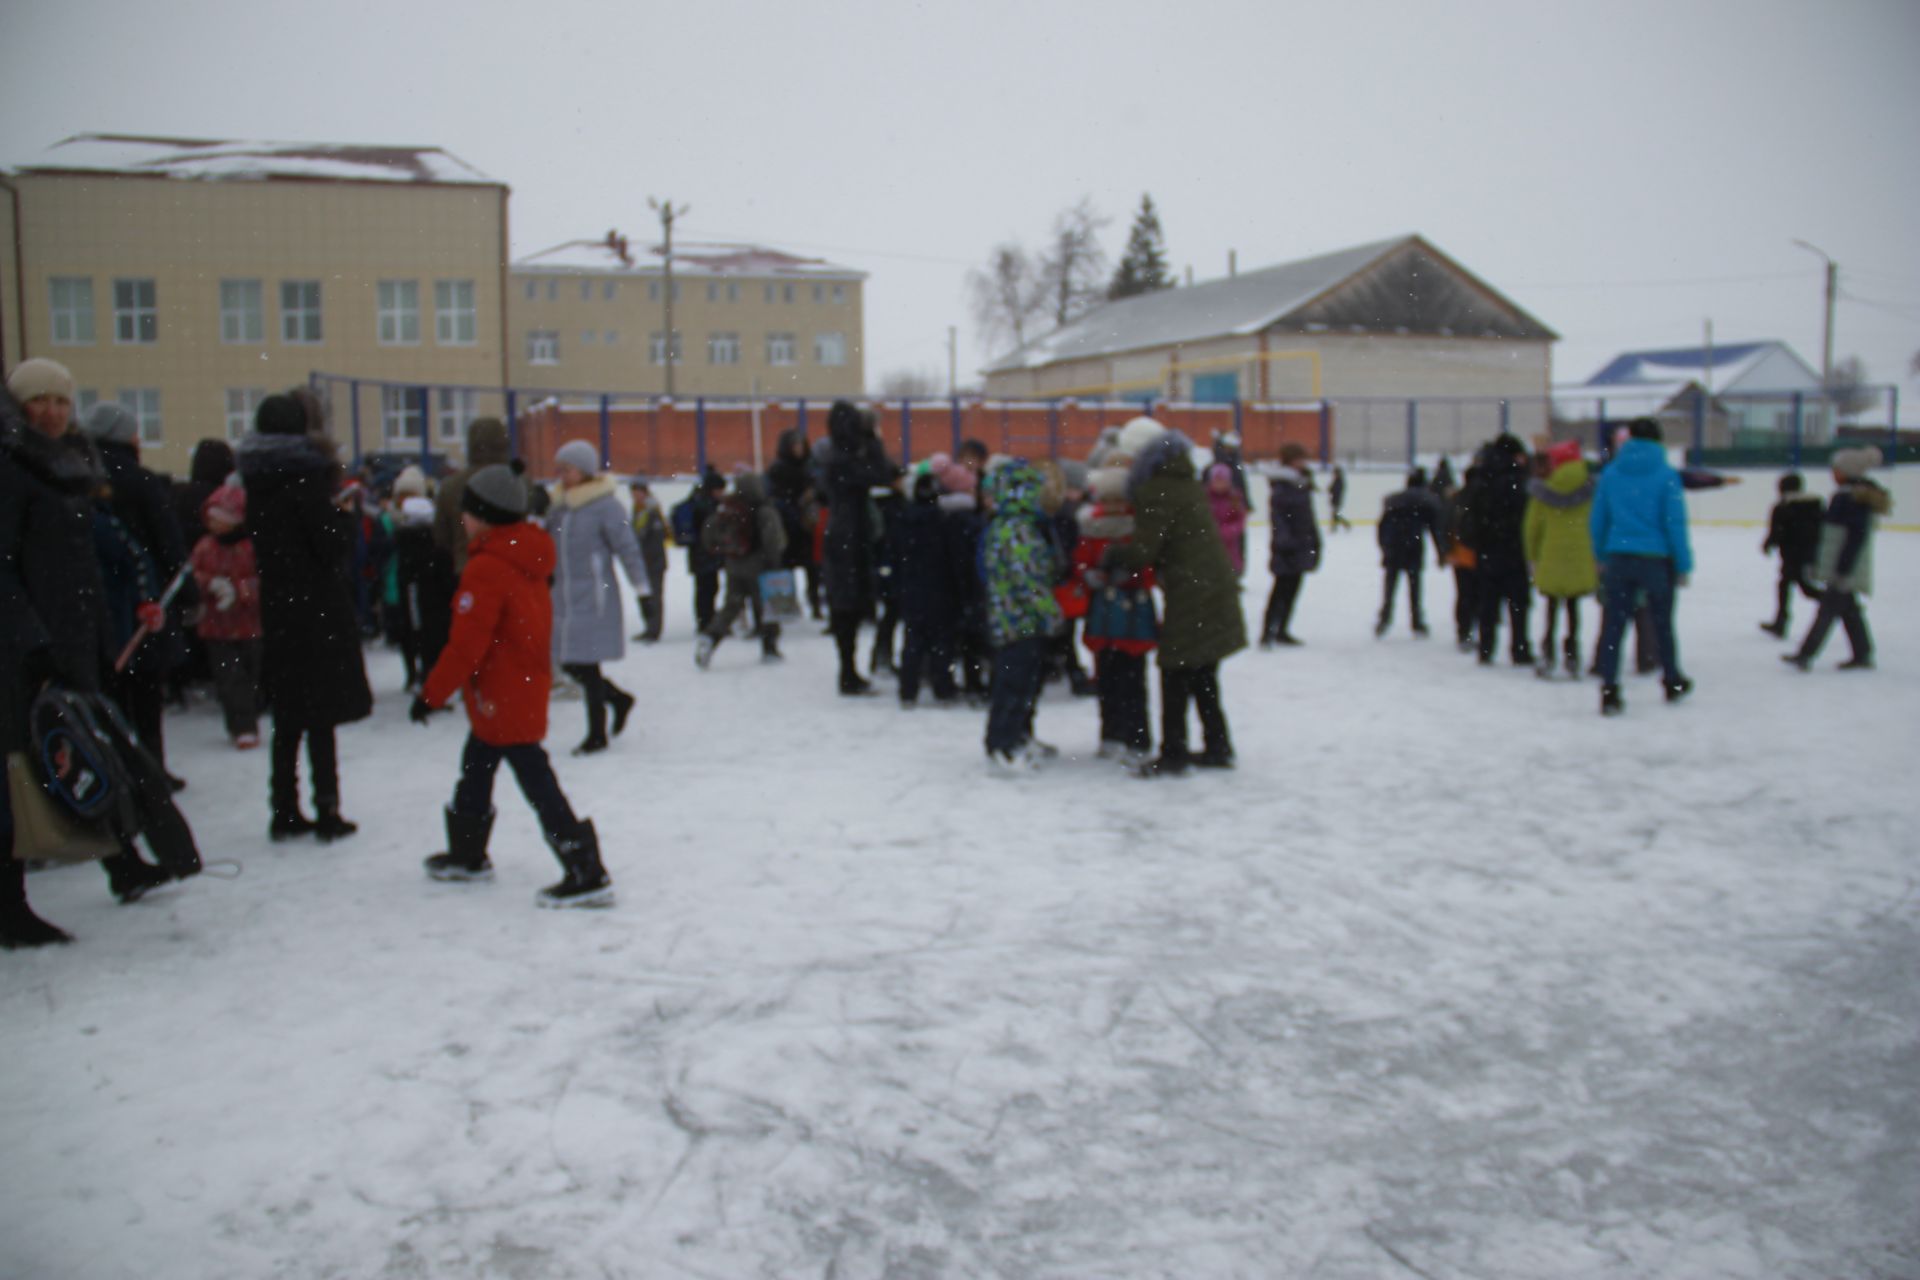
82, 401, 140, 444
1546, 439, 1582, 470
461, 463, 528, 525
554, 439, 600, 476
1116, 416, 1167, 460
391, 465, 429, 499
1831, 446, 1882, 481
1206, 462, 1233, 489
202, 484, 246, 526
7, 358, 75, 404
255, 393, 309, 437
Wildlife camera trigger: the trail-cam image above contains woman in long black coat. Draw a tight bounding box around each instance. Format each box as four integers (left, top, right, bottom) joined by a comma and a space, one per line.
236, 392, 372, 841
820, 401, 900, 695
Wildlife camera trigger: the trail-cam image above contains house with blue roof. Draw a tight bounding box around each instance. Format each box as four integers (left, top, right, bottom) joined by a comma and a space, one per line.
1554, 340, 1827, 447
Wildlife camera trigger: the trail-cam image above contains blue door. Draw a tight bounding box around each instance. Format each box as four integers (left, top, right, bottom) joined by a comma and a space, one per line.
1191, 371, 1238, 404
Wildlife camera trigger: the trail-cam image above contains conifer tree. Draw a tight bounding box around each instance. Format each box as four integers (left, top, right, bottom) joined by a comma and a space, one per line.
1109, 194, 1173, 301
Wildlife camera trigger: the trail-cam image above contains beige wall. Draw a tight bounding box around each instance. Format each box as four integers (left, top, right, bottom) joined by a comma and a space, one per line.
985, 331, 1551, 406
507, 268, 864, 401
10, 172, 507, 474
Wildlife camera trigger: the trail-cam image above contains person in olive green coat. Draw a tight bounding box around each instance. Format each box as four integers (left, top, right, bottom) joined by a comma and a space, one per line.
1103, 421, 1247, 776
1522, 441, 1598, 679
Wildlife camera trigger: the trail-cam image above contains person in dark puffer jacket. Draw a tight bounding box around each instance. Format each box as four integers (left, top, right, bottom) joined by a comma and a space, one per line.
1759, 472, 1825, 638
1262, 441, 1321, 647
237, 391, 373, 840
1461, 434, 1534, 667
1783, 448, 1890, 673
1375, 468, 1443, 637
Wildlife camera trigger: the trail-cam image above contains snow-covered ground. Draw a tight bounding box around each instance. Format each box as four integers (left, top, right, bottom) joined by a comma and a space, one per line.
5, 520, 1917, 1280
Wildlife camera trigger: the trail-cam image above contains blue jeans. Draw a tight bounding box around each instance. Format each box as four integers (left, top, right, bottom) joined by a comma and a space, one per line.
984, 637, 1044, 755
1595, 555, 1680, 685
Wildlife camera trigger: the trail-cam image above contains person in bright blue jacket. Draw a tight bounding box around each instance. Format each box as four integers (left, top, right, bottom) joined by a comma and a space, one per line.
1589, 418, 1693, 716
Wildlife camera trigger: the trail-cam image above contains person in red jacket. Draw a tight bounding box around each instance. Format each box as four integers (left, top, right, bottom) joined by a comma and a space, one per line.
408, 465, 612, 908
189, 484, 264, 748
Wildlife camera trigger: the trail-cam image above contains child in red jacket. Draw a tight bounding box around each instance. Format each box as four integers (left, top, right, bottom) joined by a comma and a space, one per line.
190, 484, 264, 748
409, 465, 611, 908
1074, 456, 1158, 764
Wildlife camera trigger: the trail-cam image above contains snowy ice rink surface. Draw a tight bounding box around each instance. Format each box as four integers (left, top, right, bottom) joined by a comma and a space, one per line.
4, 522, 1917, 1280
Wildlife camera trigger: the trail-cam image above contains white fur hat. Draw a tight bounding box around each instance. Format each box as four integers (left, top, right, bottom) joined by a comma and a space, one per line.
1116, 415, 1167, 460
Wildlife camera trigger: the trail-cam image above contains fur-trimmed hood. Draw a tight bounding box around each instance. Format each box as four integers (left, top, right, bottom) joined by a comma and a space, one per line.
1127, 430, 1197, 498
1528, 460, 1595, 510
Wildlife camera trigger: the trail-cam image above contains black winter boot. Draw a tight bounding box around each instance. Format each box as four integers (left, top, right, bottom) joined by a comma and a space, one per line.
425, 808, 495, 883
538, 819, 613, 908
103, 851, 174, 904
609, 686, 636, 737
2, 862, 72, 948
761, 623, 783, 663
313, 799, 358, 843
1600, 684, 1624, 717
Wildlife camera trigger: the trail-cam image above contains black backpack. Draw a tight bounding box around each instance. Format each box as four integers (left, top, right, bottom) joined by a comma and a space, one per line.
28, 687, 202, 878
705, 495, 758, 560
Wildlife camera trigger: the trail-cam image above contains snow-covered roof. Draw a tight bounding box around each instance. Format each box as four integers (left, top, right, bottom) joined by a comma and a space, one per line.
12, 133, 500, 187
515, 236, 864, 280
1551, 380, 1696, 419
987, 237, 1414, 373
1583, 341, 1814, 392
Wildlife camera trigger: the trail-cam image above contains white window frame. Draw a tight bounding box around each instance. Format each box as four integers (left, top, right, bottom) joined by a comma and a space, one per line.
812, 284, 824, 303
528, 330, 559, 365
727, 282, 740, 303
603, 280, 617, 301
381, 385, 426, 444
224, 388, 266, 441
434, 279, 477, 346
582, 330, 597, 345
832, 283, 846, 303
435, 388, 476, 443
604, 329, 618, 345
649, 331, 682, 366
377, 280, 420, 345
815, 331, 847, 367
116, 388, 162, 444
49, 277, 95, 345
767, 332, 796, 367
220, 279, 265, 344
545, 279, 558, 301
280, 280, 323, 344
113, 278, 158, 344
708, 332, 740, 365
524, 279, 537, 300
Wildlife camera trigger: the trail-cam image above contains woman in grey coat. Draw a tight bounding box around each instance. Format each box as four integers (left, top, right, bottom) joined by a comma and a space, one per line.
548, 441, 652, 755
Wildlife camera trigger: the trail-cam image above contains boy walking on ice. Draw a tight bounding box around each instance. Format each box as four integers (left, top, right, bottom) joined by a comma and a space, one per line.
409, 465, 612, 907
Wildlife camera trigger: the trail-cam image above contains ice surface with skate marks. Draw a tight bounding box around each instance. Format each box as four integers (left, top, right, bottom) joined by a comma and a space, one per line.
3, 521, 1916, 1279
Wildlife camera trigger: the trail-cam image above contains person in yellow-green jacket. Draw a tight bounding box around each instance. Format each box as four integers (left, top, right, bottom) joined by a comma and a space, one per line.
1523, 439, 1599, 680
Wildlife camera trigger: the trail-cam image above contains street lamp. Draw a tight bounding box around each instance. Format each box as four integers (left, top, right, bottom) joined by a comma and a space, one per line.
1791, 239, 1836, 388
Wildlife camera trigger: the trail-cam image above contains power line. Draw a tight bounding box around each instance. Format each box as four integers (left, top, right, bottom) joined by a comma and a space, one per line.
1840, 292, 1920, 325
1516, 270, 1805, 291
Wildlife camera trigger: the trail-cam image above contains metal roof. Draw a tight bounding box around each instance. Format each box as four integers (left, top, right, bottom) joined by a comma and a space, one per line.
1584, 341, 1811, 390
12, 133, 500, 187
515, 237, 864, 279
985, 234, 1553, 374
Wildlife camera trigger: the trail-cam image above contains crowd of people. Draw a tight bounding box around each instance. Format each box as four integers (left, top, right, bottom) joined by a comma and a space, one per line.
2, 354, 1894, 948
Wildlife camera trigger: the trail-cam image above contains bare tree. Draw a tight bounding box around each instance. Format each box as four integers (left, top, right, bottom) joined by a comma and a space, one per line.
876, 367, 944, 399
968, 241, 1044, 357
1825, 355, 1876, 420
1036, 197, 1110, 327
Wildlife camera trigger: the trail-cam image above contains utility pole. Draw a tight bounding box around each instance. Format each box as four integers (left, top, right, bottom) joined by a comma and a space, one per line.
650, 197, 690, 398
1791, 239, 1836, 387
947, 326, 957, 397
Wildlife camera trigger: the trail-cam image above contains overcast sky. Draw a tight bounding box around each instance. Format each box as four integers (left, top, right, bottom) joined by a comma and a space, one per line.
6, 0, 1917, 405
